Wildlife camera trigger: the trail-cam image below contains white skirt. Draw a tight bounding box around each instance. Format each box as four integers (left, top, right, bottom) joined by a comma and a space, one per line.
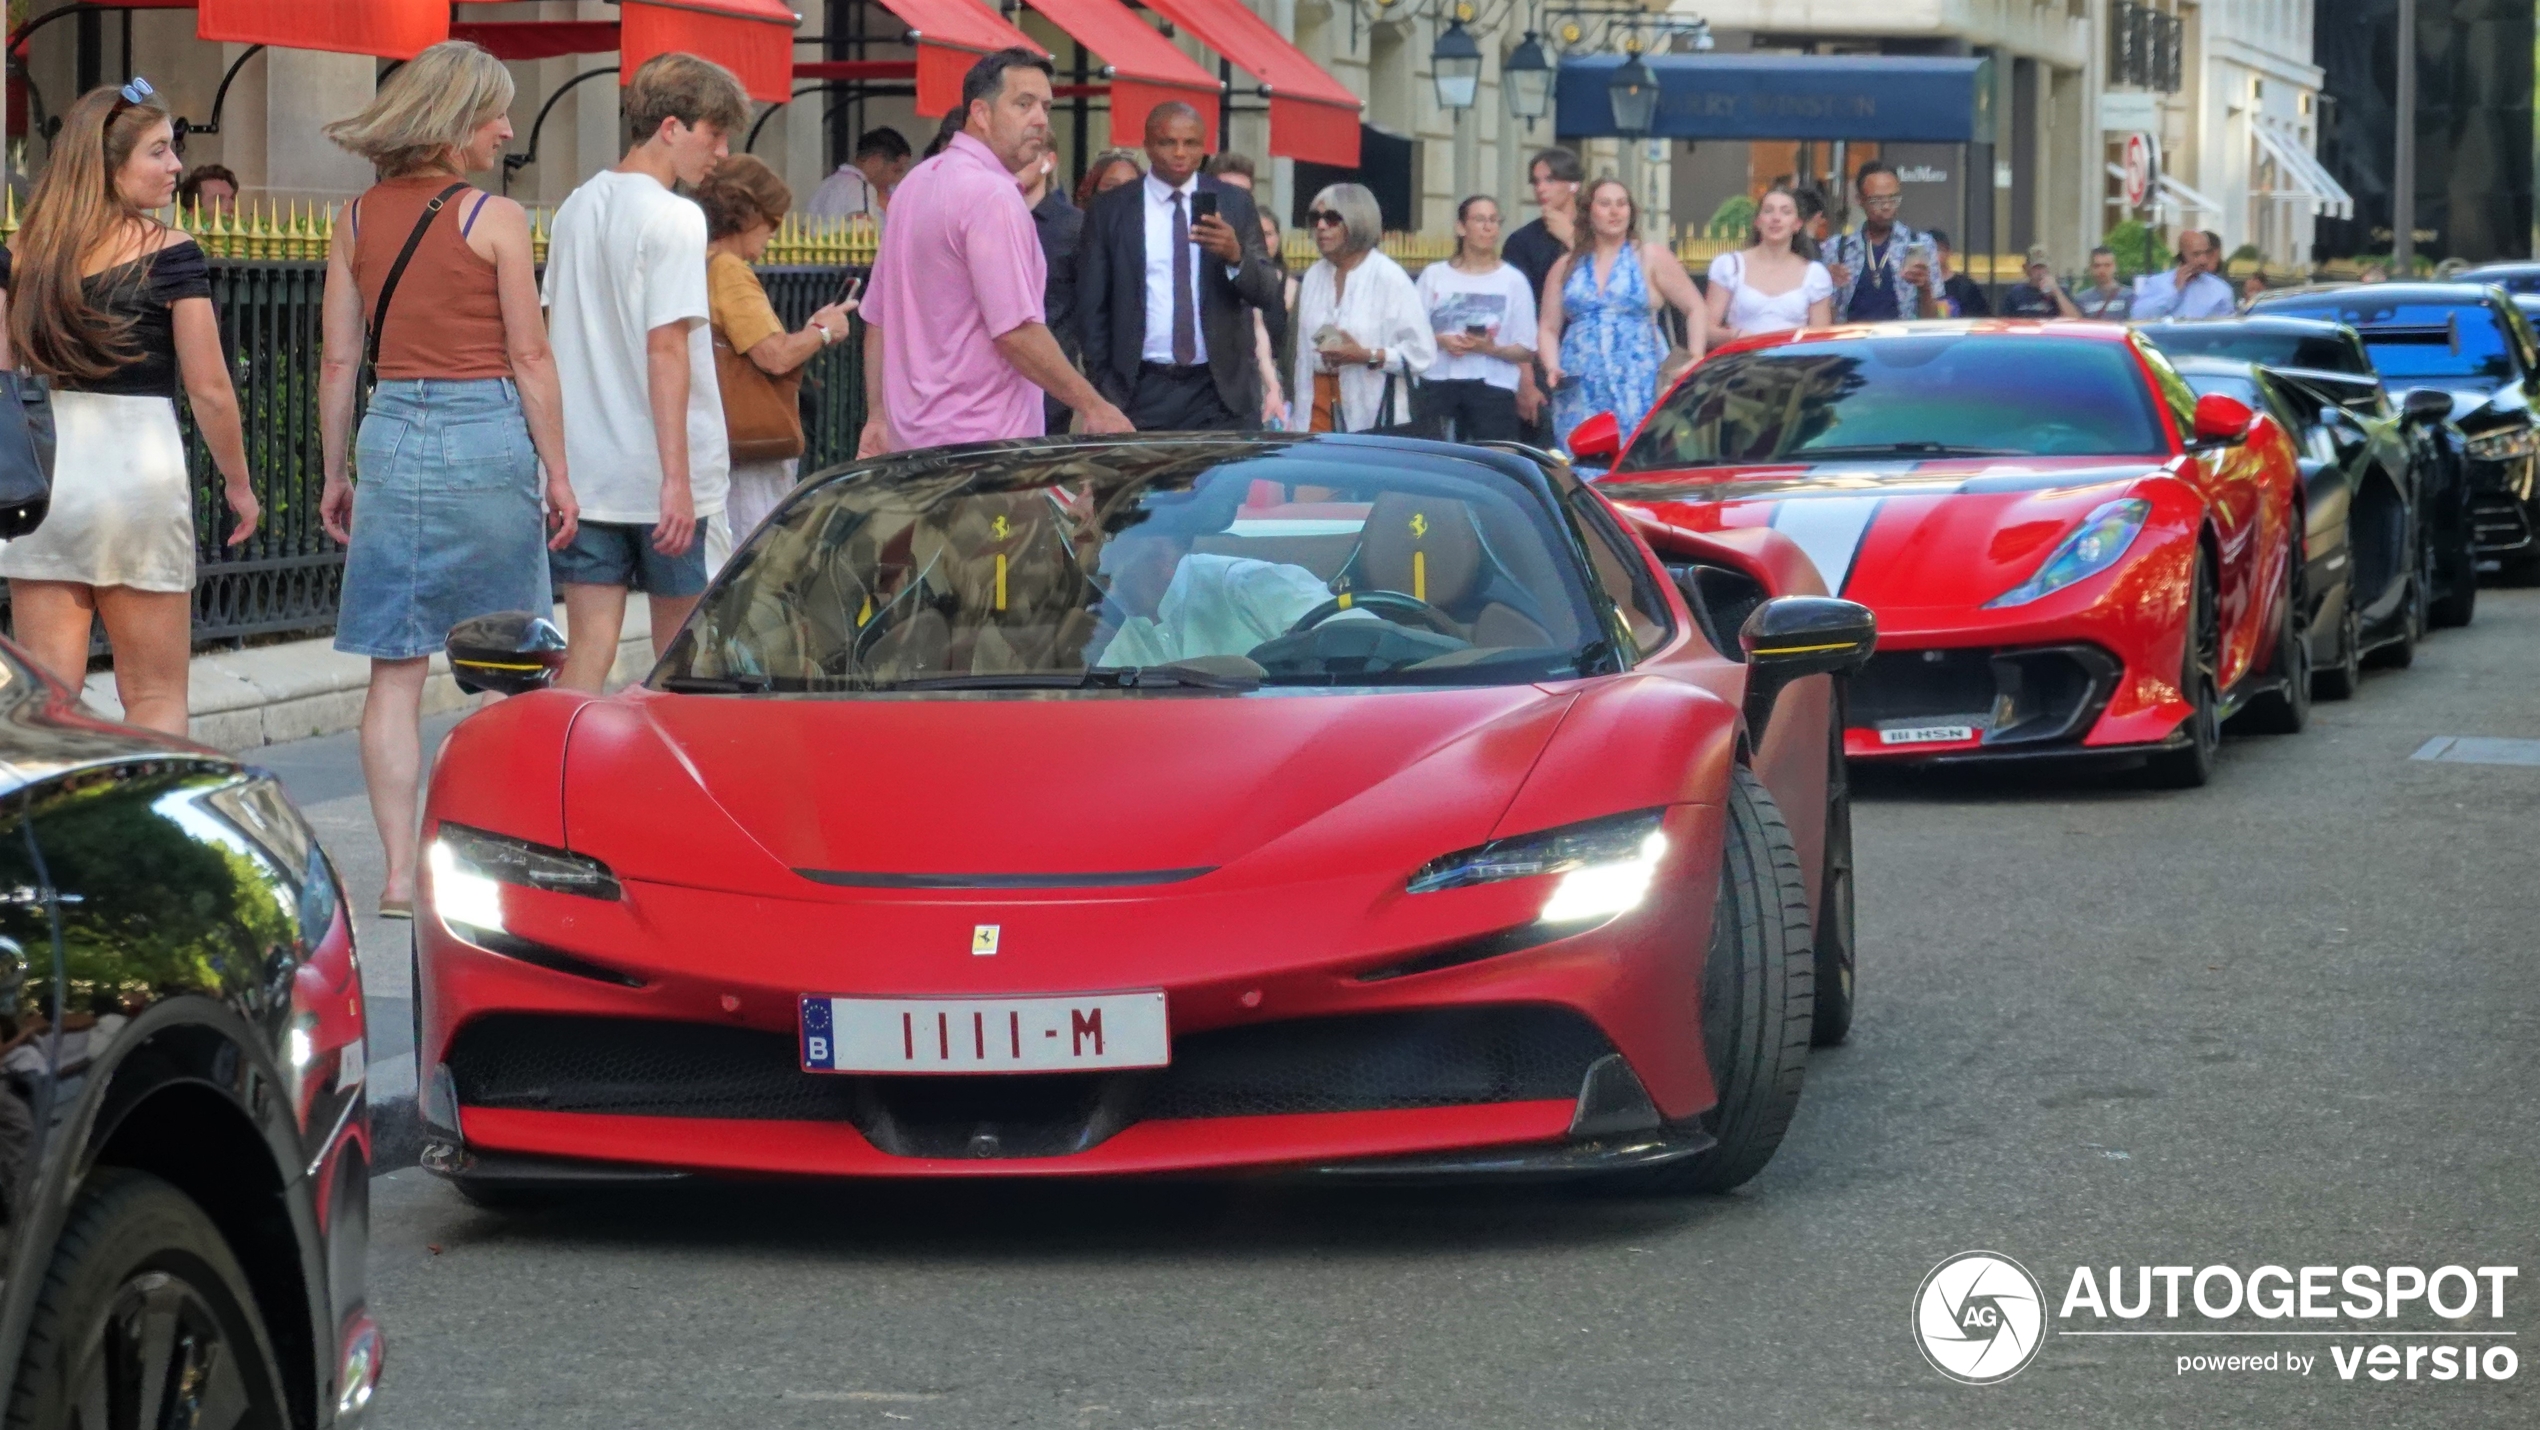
0, 389, 194, 592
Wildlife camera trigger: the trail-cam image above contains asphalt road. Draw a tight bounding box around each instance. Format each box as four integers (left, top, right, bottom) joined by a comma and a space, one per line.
277, 595, 2540, 1429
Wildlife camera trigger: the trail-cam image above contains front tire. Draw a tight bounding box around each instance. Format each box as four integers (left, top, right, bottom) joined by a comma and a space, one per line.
2232, 549, 2310, 735
2143, 553, 2221, 788
1618, 767, 1813, 1194
1809, 715, 1856, 1047
7, 1170, 291, 1430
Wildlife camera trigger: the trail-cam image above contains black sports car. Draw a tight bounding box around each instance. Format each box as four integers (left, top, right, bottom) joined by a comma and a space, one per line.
2138, 315, 2477, 627
0, 645, 380, 1423
2168, 356, 2429, 703
2247, 284, 2540, 580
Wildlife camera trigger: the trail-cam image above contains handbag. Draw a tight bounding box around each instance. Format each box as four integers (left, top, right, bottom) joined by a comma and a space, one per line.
0, 368, 55, 539
1343, 370, 1444, 440
713, 322, 806, 462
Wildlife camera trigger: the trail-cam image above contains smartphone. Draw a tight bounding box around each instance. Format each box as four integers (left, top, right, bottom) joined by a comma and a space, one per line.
1463, 322, 1490, 337
1191, 191, 1219, 222
837, 273, 864, 305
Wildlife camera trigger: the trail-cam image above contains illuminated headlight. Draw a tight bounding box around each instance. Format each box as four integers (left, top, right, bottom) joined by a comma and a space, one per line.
2465, 425, 2538, 462
1408, 809, 1670, 924
1987, 498, 2152, 608
427, 822, 621, 938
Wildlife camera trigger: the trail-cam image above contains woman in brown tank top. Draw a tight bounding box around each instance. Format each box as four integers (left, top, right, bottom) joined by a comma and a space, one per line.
317, 42, 577, 918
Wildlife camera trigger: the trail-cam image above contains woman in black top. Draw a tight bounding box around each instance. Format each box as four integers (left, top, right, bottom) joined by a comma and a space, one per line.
0, 81, 256, 735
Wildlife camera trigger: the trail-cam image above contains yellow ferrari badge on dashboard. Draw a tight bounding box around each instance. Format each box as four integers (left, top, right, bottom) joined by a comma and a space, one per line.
1408, 511, 1430, 539
972, 924, 1001, 956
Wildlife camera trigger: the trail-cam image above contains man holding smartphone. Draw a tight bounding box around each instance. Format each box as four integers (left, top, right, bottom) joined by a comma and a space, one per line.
1079, 102, 1287, 430
1824, 160, 1943, 323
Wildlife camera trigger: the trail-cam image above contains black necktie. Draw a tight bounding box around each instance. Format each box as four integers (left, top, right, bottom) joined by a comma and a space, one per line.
1171, 190, 1197, 366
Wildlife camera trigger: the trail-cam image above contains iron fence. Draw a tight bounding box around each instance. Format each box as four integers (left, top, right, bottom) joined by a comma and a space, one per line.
0, 259, 870, 652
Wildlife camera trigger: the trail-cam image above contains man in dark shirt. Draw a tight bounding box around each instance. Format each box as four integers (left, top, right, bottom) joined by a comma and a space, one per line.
1499, 146, 1582, 441
1825, 160, 1940, 322
1928, 230, 1991, 317
1016, 149, 1084, 432
1997, 245, 2074, 318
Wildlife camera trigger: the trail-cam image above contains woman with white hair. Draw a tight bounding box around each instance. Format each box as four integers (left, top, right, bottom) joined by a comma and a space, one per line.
317, 40, 577, 918
1289, 183, 1434, 432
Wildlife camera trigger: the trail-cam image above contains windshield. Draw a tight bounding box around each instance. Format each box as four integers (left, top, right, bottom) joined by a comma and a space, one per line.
2141, 325, 2365, 374
2252, 297, 2515, 381
654, 443, 1608, 694
1614, 334, 2168, 472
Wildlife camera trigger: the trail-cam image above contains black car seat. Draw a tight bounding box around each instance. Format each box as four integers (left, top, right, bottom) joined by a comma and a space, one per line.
1352, 492, 1554, 649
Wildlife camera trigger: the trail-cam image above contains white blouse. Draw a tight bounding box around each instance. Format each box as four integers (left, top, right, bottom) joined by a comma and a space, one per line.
1289, 251, 1437, 433
1709, 251, 1835, 337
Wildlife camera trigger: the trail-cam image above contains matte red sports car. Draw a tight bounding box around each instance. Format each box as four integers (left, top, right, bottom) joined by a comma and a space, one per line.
1585, 320, 2308, 783
413, 434, 1873, 1199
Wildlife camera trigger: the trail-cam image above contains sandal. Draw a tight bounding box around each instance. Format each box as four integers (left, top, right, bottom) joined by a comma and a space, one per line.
378, 897, 414, 921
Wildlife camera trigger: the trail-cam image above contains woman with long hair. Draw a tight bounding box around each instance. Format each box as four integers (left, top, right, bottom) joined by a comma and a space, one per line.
1704, 184, 1834, 345
1074, 149, 1144, 210
1412, 195, 1538, 442
317, 40, 575, 918
1288, 183, 1434, 433
1538, 177, 1705, 444
0, 80, 258, 733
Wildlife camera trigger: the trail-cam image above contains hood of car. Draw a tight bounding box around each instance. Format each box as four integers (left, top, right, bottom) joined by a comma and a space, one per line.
562, 686, 1577, 893
1602, 459, 2160, 601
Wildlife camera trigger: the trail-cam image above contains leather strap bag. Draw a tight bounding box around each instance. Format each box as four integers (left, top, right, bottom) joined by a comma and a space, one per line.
0, 369, 56, 539
713, 322, 806, 463
362, 181, 470, 402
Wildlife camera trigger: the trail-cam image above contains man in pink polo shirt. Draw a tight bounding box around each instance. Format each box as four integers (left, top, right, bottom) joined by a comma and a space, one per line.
860, 48, 1129, 453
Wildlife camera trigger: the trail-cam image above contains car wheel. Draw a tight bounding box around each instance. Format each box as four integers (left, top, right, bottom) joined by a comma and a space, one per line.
2312, 596, 2361, 700
2432, 516, 2479, 627
1809, 716, 1855, 1048
1617, 767, 1813, 1195
6, 1169, 291, 1430
2364, 559, 2425, 670
2232, 551, 2310, 735
2143, 555, 2221, 789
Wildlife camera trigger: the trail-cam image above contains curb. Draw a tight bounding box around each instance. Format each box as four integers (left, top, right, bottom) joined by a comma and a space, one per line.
85, 603, 661, 752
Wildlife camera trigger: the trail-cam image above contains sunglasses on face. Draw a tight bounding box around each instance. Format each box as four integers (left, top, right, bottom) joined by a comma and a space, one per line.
1309, 210, 1344, 227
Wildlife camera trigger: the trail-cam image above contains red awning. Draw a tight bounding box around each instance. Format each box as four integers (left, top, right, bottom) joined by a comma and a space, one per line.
194, 0, 446, 59
449, 22, 622, 64
868, 0, 1046, 117
1137, 0, 1358, 165
1020, 0, 1216, 144
620, 0, 799, 104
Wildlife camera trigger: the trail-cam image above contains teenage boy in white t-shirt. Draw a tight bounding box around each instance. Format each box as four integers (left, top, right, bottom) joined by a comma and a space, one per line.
543, 51, 748, 691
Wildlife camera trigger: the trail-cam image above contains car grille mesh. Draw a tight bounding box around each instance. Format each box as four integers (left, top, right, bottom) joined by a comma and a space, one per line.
446, 1007, 1613, 1158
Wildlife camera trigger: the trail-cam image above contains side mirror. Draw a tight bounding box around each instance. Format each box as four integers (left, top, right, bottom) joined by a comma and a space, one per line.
446, 611, 567, 696
2190, 392, 2255, 448
2400, 386, 2454, 425
1565, 411, 1622, 466
1738, 595, 1877, 736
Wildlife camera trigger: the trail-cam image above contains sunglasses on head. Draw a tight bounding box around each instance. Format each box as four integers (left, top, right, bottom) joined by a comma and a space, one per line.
1309, 210, 1344, 227
113, 75, 155, 110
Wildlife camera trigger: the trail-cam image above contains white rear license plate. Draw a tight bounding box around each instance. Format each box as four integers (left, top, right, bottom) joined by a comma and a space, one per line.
800, 993, 1170, 1073
1879, 723, 1978, 746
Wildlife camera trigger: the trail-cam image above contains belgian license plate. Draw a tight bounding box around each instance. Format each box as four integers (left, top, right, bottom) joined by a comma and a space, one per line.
1880, 723, 1978, 746
800, 993, 1170, 1073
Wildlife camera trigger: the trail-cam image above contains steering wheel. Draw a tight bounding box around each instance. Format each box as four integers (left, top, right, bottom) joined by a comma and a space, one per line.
1286, 589, 1462, 637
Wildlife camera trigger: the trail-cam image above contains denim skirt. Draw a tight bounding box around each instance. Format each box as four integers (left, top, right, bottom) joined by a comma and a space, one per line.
334, 378, 552, 660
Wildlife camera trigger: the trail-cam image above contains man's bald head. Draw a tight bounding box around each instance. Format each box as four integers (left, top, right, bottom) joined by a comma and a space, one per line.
1143, 102, 1208, 187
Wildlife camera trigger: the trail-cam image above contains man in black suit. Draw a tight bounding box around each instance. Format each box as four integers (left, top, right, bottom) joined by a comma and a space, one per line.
1079, 102, 1286, 430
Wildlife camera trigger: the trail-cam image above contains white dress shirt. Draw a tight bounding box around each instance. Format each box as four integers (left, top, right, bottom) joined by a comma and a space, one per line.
2133, 266, 2236, 320
1140, 171, 1211, 365
804, 164, 881, 221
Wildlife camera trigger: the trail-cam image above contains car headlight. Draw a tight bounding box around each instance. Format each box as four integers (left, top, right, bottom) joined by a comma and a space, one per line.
2464, 425, 2538, 461
1407, 809, 1669, 924
428, 822, 621, 936
1986, 498, 2152, 608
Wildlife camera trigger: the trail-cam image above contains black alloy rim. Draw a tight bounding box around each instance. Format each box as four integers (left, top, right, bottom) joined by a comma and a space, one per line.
2283, 558, 2311, 715
70, 1271, 262, 1430
2185, 565, 2220, 754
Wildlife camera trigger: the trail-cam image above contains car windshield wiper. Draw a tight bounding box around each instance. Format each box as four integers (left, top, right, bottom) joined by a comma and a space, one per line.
1787, 442, 2026, 459
876, 662, 1261, 693
660, 674, 771, 693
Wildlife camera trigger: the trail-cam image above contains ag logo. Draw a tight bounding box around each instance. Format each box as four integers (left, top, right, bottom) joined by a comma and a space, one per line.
1913, 1251, 2045, 1384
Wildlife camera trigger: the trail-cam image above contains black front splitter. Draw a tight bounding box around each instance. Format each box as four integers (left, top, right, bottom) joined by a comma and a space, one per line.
1304, 1124, 1717, 1182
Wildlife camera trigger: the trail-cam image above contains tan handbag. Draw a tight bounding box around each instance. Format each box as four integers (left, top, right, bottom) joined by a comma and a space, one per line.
712, 325, 805, 463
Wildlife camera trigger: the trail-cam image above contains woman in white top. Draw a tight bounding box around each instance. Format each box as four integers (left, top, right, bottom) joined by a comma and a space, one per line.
1705, 186, 1834, 345
1289, 183, 1434, 433
1412, 196, 1538, 442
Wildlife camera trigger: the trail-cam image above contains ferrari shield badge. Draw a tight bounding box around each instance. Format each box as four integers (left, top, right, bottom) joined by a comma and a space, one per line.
972, 924, 1001, 956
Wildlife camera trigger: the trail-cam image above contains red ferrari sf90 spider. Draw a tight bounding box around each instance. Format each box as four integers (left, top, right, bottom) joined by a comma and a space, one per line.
1588, 321, 2308, 784
414, 435, 1873, 1200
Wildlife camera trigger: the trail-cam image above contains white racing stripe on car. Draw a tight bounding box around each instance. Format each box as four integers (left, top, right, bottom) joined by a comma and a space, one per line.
1767, 496, 1884, 595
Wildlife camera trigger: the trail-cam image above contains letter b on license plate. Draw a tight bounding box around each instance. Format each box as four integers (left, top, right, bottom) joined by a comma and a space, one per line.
800, 993, 1171, 1073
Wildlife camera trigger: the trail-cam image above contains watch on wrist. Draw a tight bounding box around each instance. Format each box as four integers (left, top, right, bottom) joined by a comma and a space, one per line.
1365, 348, 1384, 370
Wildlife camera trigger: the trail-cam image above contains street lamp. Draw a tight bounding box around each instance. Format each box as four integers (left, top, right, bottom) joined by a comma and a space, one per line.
1607, 50, 1658, 136
1503, 30, 1554, 123
1431, 19, 1483, 112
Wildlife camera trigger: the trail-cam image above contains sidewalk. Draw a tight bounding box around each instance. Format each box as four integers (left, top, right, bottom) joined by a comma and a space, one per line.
82, 603, 662, 750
